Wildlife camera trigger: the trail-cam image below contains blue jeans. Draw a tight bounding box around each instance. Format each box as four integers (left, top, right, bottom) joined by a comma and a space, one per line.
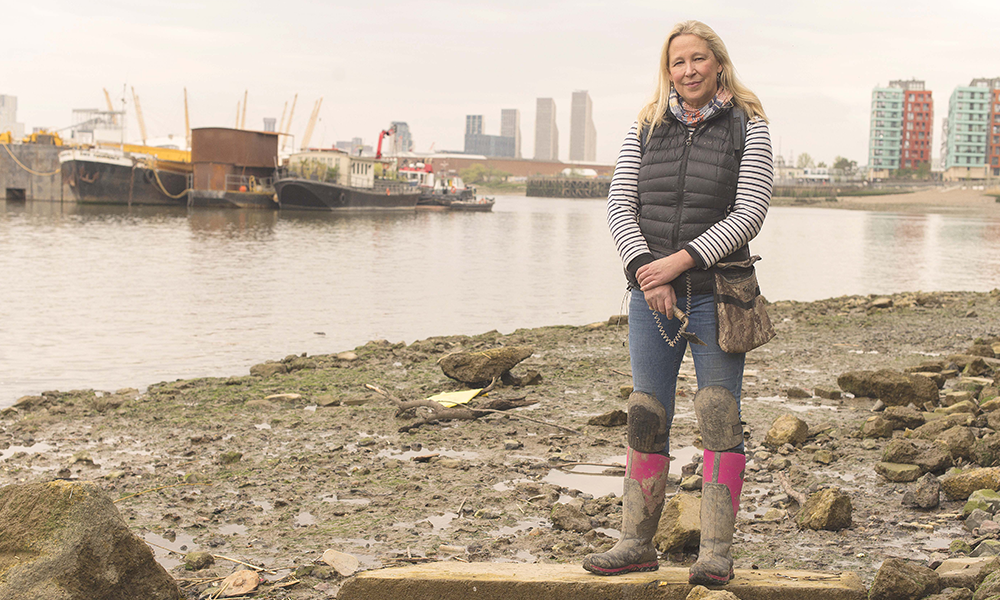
629, 289, 745, 455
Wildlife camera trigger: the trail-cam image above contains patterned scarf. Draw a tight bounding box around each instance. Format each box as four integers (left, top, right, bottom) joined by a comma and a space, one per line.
668, 85, 733, 126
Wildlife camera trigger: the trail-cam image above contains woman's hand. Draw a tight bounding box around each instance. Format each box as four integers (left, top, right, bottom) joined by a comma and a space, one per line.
643, 284, 677, 316
636, 250, 696, 291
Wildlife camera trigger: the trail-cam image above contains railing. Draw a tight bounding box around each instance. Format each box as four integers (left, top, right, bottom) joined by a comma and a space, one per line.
225, 174, 274, 193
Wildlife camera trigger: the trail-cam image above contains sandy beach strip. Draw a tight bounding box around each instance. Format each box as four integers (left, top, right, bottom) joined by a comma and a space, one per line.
772, 185, 1000, 214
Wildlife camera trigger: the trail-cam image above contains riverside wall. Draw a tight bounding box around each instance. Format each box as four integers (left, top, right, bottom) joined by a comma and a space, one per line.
0, 144, 63, 201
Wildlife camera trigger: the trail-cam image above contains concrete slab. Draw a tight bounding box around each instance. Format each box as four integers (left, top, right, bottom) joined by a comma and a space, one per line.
339, 562, 867, 600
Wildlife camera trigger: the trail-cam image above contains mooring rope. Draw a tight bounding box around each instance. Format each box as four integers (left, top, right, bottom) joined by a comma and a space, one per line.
0, 143, 61, 176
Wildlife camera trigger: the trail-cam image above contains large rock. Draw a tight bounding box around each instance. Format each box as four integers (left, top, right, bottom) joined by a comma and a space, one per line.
936, 426, 976, 461
438, 346, 534, 385
974, 433, 1000, 468
941, 468, 1000, 501
935, 556, 1000, 591
796, 488, 852, 531
869, 557, 939, 600
912, 414, 976, 441
763, 414, 809, 448
976, 570, 1000, 600
883, 405, 926, 430
0, 481, 181, 600
837, 369, 939, 406
902, 473, 941, 509
882, 438, 952, 474
861, 415, 894, 439
875, 462, 923, 483
653, 493, 701, 553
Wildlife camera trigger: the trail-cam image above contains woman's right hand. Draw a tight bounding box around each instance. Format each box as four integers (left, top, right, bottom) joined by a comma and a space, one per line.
643, 284, 677, 317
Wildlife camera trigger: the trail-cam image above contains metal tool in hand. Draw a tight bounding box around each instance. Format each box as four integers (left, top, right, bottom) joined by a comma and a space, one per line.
652, 306, 707, 347
650, 275, 707, 347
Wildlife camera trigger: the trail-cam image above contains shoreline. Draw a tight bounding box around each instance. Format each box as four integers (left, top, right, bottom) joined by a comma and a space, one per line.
3, 290, 1000, 598
770, 186, 1000, 214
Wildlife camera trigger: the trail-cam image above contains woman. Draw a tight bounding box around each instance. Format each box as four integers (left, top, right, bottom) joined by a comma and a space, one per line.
582, 20, 773, 585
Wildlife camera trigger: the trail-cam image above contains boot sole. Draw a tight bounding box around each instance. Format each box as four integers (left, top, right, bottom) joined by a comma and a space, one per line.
583, 561, 659, 576
688, 567, 735, 586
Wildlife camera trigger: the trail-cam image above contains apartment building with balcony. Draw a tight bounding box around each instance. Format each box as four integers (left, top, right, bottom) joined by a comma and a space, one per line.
867, 79, 932, 178
942, 77, 1000, 180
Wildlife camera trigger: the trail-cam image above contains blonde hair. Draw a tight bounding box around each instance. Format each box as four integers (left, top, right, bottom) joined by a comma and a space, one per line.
637, 20, 767, 136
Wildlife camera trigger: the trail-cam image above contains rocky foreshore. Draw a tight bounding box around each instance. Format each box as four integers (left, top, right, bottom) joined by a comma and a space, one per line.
2, 289, 1000, 599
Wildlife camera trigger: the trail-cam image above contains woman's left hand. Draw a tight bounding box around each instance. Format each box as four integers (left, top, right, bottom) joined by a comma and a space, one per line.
636, 251, 696, 291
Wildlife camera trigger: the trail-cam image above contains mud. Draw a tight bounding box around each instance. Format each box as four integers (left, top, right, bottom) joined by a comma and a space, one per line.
2, 289, 999, 599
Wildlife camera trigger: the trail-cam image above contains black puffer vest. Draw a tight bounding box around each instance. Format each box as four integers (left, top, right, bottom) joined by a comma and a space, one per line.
635, 107, 749, 294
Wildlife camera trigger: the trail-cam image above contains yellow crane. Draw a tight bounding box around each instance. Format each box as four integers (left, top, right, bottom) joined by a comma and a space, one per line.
277, 101, 288, 138
184, 88, 191, 149
281, 93, 297, 151
300, 97, 322, 150
240, 90, 248, 130
131, 86, 148, 145
103, 88, 117, 125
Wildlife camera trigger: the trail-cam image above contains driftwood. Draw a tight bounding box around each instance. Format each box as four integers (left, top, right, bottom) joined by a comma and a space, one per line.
776, 471, 808, 507
364, 382, 578, 435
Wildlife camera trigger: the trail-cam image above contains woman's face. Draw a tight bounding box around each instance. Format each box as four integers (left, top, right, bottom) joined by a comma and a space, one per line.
667, 34, 723, 109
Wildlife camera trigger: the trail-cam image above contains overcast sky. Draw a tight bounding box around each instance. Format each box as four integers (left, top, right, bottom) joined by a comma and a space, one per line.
4, 0, 999, 166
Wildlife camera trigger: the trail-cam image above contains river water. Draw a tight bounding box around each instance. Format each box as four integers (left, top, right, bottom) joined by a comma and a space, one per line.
2, 196, 999, 407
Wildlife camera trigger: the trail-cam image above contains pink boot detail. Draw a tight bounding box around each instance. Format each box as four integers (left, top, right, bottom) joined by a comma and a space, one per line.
702, 450, 746, 517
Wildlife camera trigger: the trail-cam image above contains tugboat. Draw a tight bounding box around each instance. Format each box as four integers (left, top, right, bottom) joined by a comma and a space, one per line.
397, 162, 493, 210
274, 177, 419, 211
276, 125, 421, 211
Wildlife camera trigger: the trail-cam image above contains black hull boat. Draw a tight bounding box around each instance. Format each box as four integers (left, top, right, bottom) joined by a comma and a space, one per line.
60, 148, 190, 206
274, 177, 419, 211
448, 197, 495, 212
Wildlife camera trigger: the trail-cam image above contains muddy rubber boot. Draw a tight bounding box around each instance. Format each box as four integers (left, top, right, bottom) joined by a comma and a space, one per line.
582, 448, 669, 576
688, 450, 745, 586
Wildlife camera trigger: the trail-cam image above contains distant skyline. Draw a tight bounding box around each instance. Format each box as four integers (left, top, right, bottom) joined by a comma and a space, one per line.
3, 1, 999, 166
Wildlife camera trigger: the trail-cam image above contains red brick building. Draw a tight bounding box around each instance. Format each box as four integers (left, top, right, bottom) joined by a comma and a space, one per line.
901, 87, 933, 170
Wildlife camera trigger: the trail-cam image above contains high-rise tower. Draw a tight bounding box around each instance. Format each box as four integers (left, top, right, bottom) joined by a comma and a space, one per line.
569, 90, 596, 162
500, 109, 521, 159
534, 98, 558, 161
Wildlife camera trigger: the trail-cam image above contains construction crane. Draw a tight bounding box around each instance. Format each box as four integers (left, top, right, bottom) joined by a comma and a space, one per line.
184, 88, 191, 150
103, 88, 117, 125
300, 97, 323, 150
131, 86, 148, 145
277, 101, 288, 138
375, 124, 396, 159
282, 93, 297, 151
240, 90, 248, 130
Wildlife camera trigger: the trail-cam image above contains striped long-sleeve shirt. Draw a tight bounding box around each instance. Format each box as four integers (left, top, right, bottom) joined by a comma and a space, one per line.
607, 118, 774, 278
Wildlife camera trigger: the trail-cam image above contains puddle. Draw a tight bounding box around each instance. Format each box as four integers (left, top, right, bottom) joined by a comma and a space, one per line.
295, 512, 316, 527
254, 423, 271, 430
422, 512, 458, 533
490, 517, 549, 537
788, 404, 839, 413
1, 442, 55, 461
378, 448, 480, 461
542, 446, 699, 499
321, 493, 370, 506
493, 478, 532, 493
252, 499, 273, 513
144, 531, 198, 570
813, 469, 856, 482
219, 523, 247, 536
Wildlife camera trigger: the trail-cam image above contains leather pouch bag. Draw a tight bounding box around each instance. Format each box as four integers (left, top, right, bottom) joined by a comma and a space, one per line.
713, 256, 775, 353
